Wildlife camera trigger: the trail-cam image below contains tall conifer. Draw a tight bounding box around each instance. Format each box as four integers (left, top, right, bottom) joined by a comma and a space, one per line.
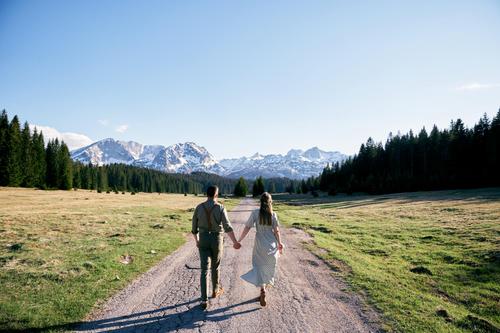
45, 139, 59, 188
0, 110, 9, 185
58, 142, 73, 189
7, 116, 22, 186
20, 122, 34, 187
32, 129, 46, 188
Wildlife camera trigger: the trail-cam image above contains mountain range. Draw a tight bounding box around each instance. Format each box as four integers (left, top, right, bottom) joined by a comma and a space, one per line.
70, 138, 346, 179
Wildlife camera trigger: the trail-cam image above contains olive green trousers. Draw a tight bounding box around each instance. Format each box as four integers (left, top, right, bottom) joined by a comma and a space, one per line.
198, 232, 223, 302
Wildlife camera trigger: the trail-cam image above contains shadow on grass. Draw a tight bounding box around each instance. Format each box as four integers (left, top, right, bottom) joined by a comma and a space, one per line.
273, 187, 500, 209
2, 298, 260, 333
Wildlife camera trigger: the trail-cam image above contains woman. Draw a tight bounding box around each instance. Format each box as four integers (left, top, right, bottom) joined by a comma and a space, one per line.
238, 192, 284, 306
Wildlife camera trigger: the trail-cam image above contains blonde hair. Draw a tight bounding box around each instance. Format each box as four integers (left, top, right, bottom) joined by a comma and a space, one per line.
259, 192, 273, 225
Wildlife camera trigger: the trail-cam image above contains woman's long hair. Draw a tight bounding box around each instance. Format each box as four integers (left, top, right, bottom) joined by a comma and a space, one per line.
259, 192, 273, 225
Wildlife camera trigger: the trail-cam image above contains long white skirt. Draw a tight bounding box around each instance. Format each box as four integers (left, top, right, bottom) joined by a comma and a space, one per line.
241, 229, 279, 286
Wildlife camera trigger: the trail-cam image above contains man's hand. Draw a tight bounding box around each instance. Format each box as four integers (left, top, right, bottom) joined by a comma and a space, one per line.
192, 233, 199, 248
278, 243, 284, 254
233, 242, 241, 250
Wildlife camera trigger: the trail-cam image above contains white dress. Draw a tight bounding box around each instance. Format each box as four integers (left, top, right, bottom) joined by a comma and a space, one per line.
241, 209, 280, 286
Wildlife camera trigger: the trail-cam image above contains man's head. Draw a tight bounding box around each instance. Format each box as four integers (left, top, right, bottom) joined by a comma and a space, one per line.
207, 185, 219, 199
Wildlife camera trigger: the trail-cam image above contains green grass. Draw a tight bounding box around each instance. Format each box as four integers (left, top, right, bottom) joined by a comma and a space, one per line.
0, 188, 240, 332
274, 188, 500, 333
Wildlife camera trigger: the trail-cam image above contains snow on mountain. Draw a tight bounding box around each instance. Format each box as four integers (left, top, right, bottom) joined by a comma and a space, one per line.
71, 139, 223, 174
145, 142, 224, 174
219, 148, 346, 179
71, 138, 346, 179
71, 138, 138, 166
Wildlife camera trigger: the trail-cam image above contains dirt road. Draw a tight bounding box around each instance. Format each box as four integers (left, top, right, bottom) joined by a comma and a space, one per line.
76, 198, 381, 333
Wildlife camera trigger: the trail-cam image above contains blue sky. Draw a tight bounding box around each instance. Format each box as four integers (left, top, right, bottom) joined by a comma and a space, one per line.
1, 0, 499, 158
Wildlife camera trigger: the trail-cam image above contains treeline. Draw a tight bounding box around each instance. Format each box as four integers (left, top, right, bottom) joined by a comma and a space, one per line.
315, 110, 500, 195
72, 165, 298, 195
0, 110, 239, 193
72, 164, 238, 194
0, 110, 297, 194
0, 111, 73, 189
233, 176, 299, 197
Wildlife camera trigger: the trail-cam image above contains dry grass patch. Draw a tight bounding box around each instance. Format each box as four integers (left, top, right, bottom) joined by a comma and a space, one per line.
0, 187, 239, 331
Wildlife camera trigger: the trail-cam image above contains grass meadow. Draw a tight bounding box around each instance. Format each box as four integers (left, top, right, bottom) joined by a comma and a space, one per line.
274, 188, 500, 333
0, 187, 239, 332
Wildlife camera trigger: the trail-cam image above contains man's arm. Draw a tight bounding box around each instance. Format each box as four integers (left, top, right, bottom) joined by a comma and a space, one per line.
220, 206, 240, 248
220, 206, 233, 233
191, 206, 199, 247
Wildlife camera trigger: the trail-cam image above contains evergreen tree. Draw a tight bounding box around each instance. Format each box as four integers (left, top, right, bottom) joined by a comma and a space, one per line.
20, 122, 34, 187
233, 177, 248, 197
252, 176, 265, 197
267, 181, 276, 193
7, 116, 22, 186
300, 179, 309, 194
32, 129, 46, 188
72, 162, 81, 188
58, 142, 73, 189
97, 166, 108, 192
489, 109, 500, 184
0, 110, 9, 186
45, 139, 59, 188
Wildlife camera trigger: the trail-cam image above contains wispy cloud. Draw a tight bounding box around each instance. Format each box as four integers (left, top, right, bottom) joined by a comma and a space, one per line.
98, 119, 109, 126
115, 124, 129, 133
455, 82, 500, 91
29, 125, 93, 150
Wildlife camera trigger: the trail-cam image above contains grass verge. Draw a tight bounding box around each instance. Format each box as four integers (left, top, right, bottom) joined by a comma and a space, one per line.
274, 188, 500, 333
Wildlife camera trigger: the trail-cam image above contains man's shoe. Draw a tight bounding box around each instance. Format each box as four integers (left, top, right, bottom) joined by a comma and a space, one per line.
200, 301, 208, 310
259, 289, 267, 307
212, 287, 224, 298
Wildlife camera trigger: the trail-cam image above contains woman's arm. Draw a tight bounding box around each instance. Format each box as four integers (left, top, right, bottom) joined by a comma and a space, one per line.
238, 226, 251, 243
273, 226, 284, 254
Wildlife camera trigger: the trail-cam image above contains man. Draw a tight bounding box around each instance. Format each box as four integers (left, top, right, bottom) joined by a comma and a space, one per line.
192, 185, 241, 310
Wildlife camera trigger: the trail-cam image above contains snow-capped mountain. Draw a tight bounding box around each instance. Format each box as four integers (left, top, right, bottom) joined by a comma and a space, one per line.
71, 139, 222, 174
71, 138, 346, 179
136, 143, 225, 174
219, 147, 346, 179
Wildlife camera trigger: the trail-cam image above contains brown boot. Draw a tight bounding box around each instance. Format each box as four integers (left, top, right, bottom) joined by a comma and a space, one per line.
212, 287, 224, 298
259, 289, 267, 307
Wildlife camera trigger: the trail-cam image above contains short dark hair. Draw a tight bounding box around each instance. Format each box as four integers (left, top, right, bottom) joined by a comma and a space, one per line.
207, 185, 218, 198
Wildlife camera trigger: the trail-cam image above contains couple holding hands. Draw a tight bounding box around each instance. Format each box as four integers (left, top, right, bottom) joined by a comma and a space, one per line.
191, 186, 284, 310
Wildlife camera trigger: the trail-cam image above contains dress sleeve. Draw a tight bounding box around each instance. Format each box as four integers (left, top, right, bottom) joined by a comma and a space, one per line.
245, 210, 257, 228
272, 212, 280, 228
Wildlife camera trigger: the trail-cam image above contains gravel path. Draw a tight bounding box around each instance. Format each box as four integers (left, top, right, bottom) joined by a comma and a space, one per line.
75, 198, 382, 333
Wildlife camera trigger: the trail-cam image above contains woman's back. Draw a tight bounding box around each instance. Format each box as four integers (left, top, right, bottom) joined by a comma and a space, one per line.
248, 209, 279, 233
